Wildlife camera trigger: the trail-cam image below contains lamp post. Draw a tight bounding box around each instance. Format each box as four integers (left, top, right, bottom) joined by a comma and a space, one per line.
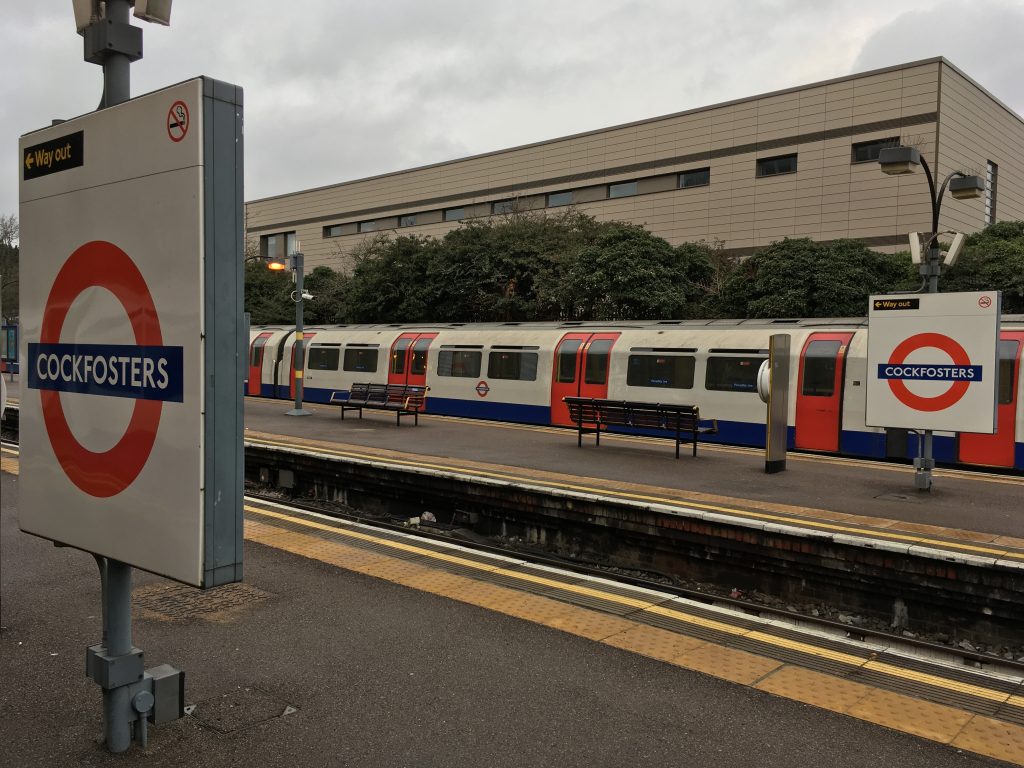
878, 146, 984, 490
268, 249, 312, 416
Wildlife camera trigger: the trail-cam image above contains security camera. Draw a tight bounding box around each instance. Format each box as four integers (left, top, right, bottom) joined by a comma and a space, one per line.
943, 232, 966, 268
301, 291, 315, 301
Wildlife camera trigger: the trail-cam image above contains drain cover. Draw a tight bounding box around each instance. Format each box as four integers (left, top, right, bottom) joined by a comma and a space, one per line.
190, 687, 297, 733
134, 582, 272, 622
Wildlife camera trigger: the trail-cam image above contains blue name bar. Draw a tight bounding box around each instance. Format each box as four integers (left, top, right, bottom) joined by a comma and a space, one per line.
27, 343, 184, 403
877, 364, 982, 382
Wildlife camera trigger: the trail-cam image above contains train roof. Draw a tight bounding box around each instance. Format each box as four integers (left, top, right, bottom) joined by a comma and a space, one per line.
252, 315, 1024, 332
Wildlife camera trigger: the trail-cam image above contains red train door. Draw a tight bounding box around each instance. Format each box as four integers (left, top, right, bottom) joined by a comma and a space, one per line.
958, 331, 1024, 467
550, 332, 620, 426
794, 332, 854, 452
289, 332, 316, 399
248, 332, 272, 395
388, 332, 437, 387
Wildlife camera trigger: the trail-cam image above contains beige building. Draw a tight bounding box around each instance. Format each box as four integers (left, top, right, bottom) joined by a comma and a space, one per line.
246, 58, 1024, 271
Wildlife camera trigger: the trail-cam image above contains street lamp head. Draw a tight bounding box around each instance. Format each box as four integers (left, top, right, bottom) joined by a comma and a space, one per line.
878, 146, 921, 175
267, 257, 288, 271
949, 175, 985, 200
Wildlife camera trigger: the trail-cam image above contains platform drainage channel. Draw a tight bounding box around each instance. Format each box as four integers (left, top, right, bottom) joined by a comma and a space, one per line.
133, 582, 272, 622
190, 687, 298, 734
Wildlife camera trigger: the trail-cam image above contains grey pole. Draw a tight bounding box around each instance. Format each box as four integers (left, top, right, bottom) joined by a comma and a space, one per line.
86, 0, 140, 751
286, 252, 312, 416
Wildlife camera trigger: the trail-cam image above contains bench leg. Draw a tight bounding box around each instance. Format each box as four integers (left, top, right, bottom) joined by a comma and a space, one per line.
693, 428, 698, 457
577, 422, 583, 447
396, 411, 401, 427
595, 423, 601, 447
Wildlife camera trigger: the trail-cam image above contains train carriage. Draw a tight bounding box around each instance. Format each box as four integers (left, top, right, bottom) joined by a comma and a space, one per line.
247, 317, 1024, 471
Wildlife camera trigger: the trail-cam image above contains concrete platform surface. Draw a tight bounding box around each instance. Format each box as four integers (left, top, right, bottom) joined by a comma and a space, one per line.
3, 470, 1019, 767
244, 398, 1024, 540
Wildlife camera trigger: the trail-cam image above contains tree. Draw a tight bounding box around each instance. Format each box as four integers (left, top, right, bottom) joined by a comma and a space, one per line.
0, 214, 18, 321
718, 238, 915, 318
244, 261, 294, 324
555, 223, 710, 320
939, 222, 1024, 313
340, 235, 433, 323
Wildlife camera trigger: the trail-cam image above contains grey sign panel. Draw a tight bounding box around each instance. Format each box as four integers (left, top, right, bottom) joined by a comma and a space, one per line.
18, 77, 244, 588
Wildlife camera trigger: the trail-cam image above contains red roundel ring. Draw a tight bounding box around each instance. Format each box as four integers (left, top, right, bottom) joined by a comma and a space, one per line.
39, 241, 163, 497
886, 332, 971, 412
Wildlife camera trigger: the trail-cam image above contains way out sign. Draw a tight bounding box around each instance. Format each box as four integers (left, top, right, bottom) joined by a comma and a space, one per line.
18, 78, 244, 588
866, 292, 1000, 433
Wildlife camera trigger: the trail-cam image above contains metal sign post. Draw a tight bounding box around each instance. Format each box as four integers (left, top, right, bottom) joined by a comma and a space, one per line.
18, 2, 243, 753
759, 334, 790, 473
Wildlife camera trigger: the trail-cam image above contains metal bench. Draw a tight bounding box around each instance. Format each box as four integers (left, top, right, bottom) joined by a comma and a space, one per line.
563, 397, 717, 458
329, 383, 429, 426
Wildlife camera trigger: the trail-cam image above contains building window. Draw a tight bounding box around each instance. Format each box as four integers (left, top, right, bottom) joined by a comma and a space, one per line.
986, 161, 998, 225
492, 199, 516, 215
260, 231, 296, 260
547, 191, 573, 207
437, 347, 482, 378
679, 168, 710, 189
487, 349, 539, 381
608, 181, 638, 198
851, 137, 899, 164
626, 352, 695, 389
307, 345, 340, 371
343, 346, 379, 373
444, 207, 465, 222
756, 154, 797, 177
358, 220, 377, 233
399, 214, 417, 227
323, 225, 343, 238
705, 355, 767, 392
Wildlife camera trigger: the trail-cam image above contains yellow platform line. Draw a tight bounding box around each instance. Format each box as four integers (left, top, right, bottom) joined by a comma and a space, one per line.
245, 435, 1024, 562
243, 501, 1024, 766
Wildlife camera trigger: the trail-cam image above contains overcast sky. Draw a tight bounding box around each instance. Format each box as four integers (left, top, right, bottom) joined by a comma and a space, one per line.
4, 0, 1024, 217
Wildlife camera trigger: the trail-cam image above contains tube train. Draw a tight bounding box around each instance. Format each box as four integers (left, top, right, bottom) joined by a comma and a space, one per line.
248, 318, 1024, 471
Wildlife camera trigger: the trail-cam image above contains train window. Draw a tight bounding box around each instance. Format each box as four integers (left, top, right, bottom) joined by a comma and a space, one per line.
705, 356, 766, 392
391, 338, 411, 374
584, 340, 614, 385
250, 336, 268, 367
627, 354, 695, 389
411, 338, 431, 376
801, 340, 842, 397
344, 347, 379, 373
998, 340, 1019, 405
307, 346, 340, 371
437, 350, 481, 378
556, 339, 582, 383
488, 351, 539, 381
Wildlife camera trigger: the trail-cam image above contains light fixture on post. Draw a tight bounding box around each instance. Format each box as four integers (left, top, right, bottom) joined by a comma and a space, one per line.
266, 246, 312, 416
877, 145, 984, 491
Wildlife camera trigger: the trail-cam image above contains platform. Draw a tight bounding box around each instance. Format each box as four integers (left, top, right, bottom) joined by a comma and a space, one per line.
242, 398, 1024, 547
3, 448, 1024, 766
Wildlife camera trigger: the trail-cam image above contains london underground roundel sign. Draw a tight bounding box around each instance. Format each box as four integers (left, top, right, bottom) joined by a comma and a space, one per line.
29, 241, 183, 497
866, 292, 1000, 433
